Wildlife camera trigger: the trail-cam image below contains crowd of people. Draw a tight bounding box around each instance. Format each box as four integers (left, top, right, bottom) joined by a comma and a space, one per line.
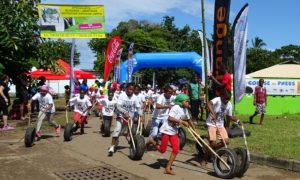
0, 70, 268, 175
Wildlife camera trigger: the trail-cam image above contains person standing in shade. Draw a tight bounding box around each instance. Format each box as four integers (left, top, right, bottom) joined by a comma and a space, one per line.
0, 75, 14, 131
249, 79, 267, 125
188, 74, 202, 125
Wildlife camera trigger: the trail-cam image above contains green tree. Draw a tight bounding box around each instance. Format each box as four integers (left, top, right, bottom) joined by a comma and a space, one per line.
37, 39, 80, 70
0, 0, 61, 84
89, 16, 203, 85
273, 44, 300, 61
246, 48, 274, 73
251, 36, 266, 49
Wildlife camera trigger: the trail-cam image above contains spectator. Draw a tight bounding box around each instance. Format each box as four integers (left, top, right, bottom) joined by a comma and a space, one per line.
64, 85, 70, 106
249, 79, 267, 125
74, 79, 80, 95
188, 74, 202, 125
15, 74, 29, 120
0, 74, 14, 131
79, 79, 89, 94
209, 64, 232, 97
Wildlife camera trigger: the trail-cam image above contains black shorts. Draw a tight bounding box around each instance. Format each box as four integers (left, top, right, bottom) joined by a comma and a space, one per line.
0, 101, 8, 116
190, 99, 200, 118
16, 92, 28, 104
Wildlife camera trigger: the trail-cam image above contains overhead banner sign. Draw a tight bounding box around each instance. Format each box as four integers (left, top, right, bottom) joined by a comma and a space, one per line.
38, 4, 105, 38
246, 78, 300, 96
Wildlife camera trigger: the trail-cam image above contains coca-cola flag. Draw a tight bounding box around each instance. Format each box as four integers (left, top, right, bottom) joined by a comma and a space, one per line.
103, 36, 122, 81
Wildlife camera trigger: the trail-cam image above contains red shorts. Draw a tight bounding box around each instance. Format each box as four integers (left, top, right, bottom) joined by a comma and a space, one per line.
157, 133, 179, 155
74, 112, 87, 124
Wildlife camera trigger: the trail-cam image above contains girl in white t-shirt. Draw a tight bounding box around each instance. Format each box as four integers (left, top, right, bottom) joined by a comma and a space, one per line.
108, 83, 142, 156
157, 94, 194, 175
68, 89, 92, 134
98, 91, 116, 136
29, 85, 61, 138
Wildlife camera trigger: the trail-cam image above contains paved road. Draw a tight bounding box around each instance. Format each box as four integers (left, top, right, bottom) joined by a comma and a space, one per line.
1, 117, 299, 180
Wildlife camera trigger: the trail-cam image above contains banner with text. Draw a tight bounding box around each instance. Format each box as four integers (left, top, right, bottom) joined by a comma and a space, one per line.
212, 0, 231, 82
233, 4, 249, 103
127, 43, 135, 83
246, 78, 300, 96
104, 36, 122, 81
38, 4, 105, 38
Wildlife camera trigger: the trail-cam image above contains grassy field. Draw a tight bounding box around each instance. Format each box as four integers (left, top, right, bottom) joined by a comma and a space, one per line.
184, 113, 300, 160
8, 97, 300, 161
235, 95, 300, 115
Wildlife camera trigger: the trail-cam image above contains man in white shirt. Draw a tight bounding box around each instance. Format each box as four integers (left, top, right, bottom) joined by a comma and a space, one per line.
108, 83, 143, 156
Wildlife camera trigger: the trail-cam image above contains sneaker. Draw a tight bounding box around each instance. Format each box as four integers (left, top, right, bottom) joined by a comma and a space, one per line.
55, 125, 61, 136
36, 131, 42, 138
1, 124, 14, 131
108, 146, 115, 156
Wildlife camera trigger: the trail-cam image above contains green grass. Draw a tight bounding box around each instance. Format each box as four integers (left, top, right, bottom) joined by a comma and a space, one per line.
235, 95, 300, 115
185, 114, 300, 160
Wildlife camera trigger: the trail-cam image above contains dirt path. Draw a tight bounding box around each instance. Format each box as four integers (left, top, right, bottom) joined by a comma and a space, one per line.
1, 117, 299, 180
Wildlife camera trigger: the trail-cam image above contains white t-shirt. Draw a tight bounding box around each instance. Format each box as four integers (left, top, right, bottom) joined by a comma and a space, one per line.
98, 98, 116, 116
91, 91, 101, 99
152, 94, 174, 119
32, 93, 55, 113
69, 95, 92, 116
159, 105, 190, 135
145, 89, 153, 99
116, 92, 140, 118
206, 97, 232, 128
135, 93, 146, 109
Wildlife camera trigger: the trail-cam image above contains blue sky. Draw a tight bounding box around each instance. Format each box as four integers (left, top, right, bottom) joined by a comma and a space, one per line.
42, 0, 300, 69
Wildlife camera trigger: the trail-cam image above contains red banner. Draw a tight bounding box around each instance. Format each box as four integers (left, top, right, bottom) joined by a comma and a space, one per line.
103, 36, 122, 81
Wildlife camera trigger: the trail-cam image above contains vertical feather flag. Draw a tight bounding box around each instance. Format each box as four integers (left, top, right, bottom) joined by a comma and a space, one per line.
103, 36, 122, 81
113, 48, 123, 82
198, 31, 211, 83
232, 3, 249, 104
127, 43, 134, 82
212, 0, 231, 83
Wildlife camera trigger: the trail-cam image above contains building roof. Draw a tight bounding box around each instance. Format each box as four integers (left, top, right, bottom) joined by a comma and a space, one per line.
247, 61, 300, 78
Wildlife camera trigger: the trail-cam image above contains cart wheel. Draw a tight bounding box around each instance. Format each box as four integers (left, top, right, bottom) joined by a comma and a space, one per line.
103, 119, 112, 137
178, 127, 186, 150
213, 147, 238, 179
24, 127, 36, 147
64, 123, 73, 141
233, 147, 250, 177
142, 113, 152, 137
129, 135, 145, 160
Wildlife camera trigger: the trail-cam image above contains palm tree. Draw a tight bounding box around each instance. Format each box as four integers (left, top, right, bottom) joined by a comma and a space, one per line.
251, 37, 266, 49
